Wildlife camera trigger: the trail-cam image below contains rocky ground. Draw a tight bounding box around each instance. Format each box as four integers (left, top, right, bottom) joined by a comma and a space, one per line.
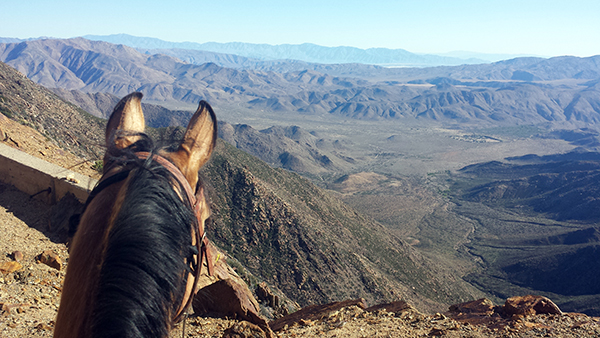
1, 114, 600, 337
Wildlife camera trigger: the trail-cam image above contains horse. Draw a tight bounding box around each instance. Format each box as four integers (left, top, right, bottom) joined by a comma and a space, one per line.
53, 92, 217, 338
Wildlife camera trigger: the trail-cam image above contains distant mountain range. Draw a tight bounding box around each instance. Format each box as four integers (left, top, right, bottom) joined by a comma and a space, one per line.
2, 37, 600, 126
2, 34, 540, 66
82, 34, 489, 67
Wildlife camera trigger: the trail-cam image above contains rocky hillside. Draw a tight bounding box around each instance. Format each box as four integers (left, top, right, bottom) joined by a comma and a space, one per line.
0, 61, 105, 160
459, 151, 600, 222
217, 123, 355, 174
200, 139, 488, 309
49, 87, 195, 128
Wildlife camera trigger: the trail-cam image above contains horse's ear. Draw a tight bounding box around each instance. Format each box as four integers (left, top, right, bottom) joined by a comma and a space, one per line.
105, 92, 146, 150
170, 100, 217, 188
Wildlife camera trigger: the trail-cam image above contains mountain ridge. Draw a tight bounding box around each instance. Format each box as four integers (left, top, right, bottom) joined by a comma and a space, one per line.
82, 33, 487, 66
47, 87, 357, 174
2, 38, 600, 126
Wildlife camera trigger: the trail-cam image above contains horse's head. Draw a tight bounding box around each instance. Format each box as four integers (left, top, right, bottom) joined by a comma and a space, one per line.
105, 92, 216, 190
54, 92, 217, 338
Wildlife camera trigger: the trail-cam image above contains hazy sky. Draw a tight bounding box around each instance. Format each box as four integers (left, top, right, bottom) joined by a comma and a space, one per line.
2, 0, 599, 57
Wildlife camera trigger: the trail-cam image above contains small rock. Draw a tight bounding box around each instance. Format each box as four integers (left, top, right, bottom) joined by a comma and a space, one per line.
222, 321, 267, 338
35, 322, 53, 331
0, 261, 22, 274
36, 250, 62, 270
429, 327, 446, 336
12, 251, 24, 262
432, 312, 447, 321
299, 319, 313, 326
2, 302, 30, 314
66, 173, 79, 184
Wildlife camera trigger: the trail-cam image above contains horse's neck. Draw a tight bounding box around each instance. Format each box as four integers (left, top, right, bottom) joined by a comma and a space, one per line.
53, 183, 123, 338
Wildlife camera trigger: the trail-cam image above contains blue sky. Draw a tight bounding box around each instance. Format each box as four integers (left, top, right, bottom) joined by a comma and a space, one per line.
1, 0, 599, 57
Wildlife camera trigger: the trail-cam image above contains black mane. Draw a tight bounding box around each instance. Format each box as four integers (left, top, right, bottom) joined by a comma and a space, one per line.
91, 135, 196, 338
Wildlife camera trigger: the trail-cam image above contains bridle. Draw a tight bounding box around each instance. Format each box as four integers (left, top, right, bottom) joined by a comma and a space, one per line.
74, 151, 214, 324
135, 152, 213, 323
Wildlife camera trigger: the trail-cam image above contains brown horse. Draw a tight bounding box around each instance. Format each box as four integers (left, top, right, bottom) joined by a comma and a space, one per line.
54, 92, 217, 338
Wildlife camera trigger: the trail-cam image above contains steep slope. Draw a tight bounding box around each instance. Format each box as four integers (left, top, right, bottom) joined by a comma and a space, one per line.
0, 61, 105, 159
200, 140, 483, 309
0, 38, 173, 94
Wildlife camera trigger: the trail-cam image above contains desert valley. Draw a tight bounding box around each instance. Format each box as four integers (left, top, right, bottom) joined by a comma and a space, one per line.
0, 35, 599, 337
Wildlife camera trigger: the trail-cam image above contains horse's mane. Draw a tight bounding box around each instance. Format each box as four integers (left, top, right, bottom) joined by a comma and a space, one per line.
91, 135, 197, 338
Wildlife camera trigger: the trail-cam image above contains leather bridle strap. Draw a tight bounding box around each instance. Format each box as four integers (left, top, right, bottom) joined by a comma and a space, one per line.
134, 152, 214, 323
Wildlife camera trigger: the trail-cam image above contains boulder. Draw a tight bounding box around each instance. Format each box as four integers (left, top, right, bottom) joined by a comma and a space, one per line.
269, 298, 367, 332
193, 278, 273, 338
504, 295, 562, 317
446, 298, 502, 326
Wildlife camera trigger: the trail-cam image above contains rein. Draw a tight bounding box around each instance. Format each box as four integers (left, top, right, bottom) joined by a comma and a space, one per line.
76, 152, 213, 324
